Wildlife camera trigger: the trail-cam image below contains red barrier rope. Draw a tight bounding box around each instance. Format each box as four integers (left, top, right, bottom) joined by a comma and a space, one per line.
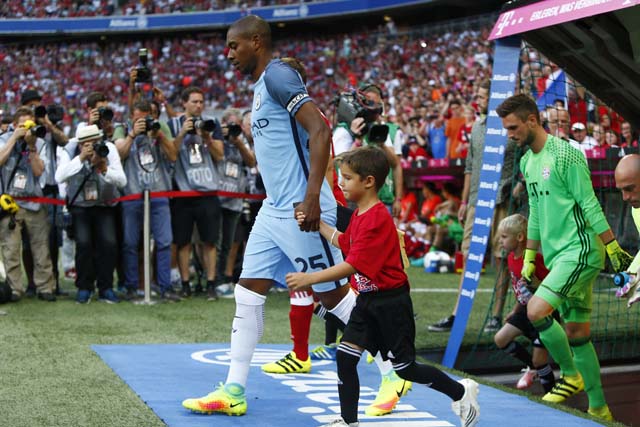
13, 190, 266, 205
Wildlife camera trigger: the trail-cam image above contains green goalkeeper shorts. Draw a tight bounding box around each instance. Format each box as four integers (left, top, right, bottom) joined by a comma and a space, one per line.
535, 262, 600, 323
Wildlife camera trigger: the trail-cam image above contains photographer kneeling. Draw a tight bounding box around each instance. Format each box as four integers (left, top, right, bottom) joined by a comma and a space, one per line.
55, 125, 126, 304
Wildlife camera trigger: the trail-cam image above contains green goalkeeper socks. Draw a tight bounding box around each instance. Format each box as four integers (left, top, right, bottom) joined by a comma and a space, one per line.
571, 337, 606, 409
533, 316, 578, 377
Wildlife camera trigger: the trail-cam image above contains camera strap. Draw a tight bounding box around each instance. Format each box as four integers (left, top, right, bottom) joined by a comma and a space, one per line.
2, 141, 28, 194
67, 169, 93, 208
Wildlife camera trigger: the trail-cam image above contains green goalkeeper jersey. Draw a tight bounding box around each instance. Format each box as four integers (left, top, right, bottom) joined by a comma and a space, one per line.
520, 134, 607, 269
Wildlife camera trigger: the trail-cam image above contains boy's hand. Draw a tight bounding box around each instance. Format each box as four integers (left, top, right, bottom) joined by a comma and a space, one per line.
286, 272, 313, 292
295, 211, 306, 227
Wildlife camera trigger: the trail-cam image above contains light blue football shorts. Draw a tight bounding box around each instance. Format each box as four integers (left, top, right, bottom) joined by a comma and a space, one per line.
240, 207, 347, 293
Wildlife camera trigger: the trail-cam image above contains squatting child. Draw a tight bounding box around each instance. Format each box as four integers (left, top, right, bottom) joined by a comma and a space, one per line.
286, 146, 480, 427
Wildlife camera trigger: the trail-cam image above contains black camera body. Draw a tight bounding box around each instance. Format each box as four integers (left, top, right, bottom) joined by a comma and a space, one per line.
336, 91, 388, 142
98, 107, 114, 122
135, 48, 152, 83
144, 116, 160, 132
33, 104, 65, 125
29, 125, 47, 139
227, 123, 242, 138
93, 140, 109, 158
189, 118, 215, 135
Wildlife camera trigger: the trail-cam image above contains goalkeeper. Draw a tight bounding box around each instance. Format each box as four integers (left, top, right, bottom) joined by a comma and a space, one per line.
614, 154, 640, 306
497, 94, 632, 422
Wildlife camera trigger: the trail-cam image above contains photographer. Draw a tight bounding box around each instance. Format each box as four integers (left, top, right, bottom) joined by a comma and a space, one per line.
128, 68, 178, 120
55, 125, 126, 304
333, 83, 404, 216
0, 107, 56, 302
166, 86, 224, 298
114, 99, 180, 302
216, 107, 256, 299
20, 89, 69, 297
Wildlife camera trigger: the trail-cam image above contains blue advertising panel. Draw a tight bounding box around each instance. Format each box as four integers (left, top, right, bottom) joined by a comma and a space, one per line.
0, 0, 431, 35
441, 35, 521, 368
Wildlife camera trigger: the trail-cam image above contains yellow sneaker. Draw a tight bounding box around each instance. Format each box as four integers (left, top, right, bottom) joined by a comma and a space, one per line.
588, 405, 614, 421
365, 371, 412, 416
261, 351, 311, 374
182, 383, 247, 416
542, 374, 584, 403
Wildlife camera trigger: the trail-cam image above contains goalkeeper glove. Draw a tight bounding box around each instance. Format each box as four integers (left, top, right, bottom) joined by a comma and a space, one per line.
521, 248, 537, 282
605, 240, 633, 273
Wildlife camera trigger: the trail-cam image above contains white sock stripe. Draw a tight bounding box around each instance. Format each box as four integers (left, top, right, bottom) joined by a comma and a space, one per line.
290, 291, 314, 306
337, 343, 362, 358
392, 361, 411, 371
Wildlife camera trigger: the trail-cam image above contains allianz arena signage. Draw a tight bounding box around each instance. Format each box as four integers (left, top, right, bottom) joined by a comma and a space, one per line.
0, 0, 430, 35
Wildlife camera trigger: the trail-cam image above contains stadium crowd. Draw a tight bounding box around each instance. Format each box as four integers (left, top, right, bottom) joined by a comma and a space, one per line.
1, 18, 637, 299
0, 0, 320, 18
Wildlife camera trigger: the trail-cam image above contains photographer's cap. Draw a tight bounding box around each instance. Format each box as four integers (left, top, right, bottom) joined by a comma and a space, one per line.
20, 89, 42, 106
76, 124, 103, 142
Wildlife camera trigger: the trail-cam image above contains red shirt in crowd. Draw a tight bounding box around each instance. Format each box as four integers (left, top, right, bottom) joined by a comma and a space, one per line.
400, 192, 418, 223
420, 194, 443, 220
338, 202, 408, 293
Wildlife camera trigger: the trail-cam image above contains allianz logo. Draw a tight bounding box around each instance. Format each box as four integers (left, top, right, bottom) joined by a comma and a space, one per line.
479, 181, 498, 191
464, 270, 481, 282
474, 217, 491, 227
476, 199, 495, 209
483, 145, 505, 155
486, 128, 507, 136
481, 163, 502, 173
471, 235, 488, 245
468, 253, 484, 263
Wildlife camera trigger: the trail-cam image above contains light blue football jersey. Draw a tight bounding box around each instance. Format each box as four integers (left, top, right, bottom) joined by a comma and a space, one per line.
251, 59, 336, 217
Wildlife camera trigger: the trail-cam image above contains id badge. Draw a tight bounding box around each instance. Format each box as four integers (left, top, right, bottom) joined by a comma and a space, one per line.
189, 144, 203, 164
139, 146, 154, 166
13, 172, 27, 190
225, 162, 239, 178
84, 180, 98, 201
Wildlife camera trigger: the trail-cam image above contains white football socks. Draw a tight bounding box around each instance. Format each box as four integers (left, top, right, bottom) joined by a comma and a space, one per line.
225, 285, 266, 388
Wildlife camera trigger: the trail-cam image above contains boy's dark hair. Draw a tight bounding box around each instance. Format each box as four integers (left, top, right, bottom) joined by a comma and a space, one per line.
86, 91, 107, 109
450, 99, 462, 107
341, 146, 389, 192
496, 94, 540, 124
478, 79, 491, 91
181, 86, 204, 103
281, 57, 307, 84
132, 99, 152, 114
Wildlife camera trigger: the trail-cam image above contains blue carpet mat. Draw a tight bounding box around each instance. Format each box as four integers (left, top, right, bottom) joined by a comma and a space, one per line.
93, 343, 604, 427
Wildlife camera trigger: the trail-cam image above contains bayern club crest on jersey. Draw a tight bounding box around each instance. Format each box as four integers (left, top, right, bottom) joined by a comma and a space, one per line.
254, 93, 262, 111
542, 166, 551, 180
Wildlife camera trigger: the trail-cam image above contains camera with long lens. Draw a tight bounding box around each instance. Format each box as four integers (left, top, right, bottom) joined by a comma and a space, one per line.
227, 123, 242, 138
335, 90, 388, 142
33, 104, 65, 125
23, 119, 46, 138
92, 140, 109, 158
135, 48, 152, 83
189, 118, 215, 135
144, 116, 161, 132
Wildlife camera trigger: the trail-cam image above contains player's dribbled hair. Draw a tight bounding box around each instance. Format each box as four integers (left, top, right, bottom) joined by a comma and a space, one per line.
340, 146, 390, 191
